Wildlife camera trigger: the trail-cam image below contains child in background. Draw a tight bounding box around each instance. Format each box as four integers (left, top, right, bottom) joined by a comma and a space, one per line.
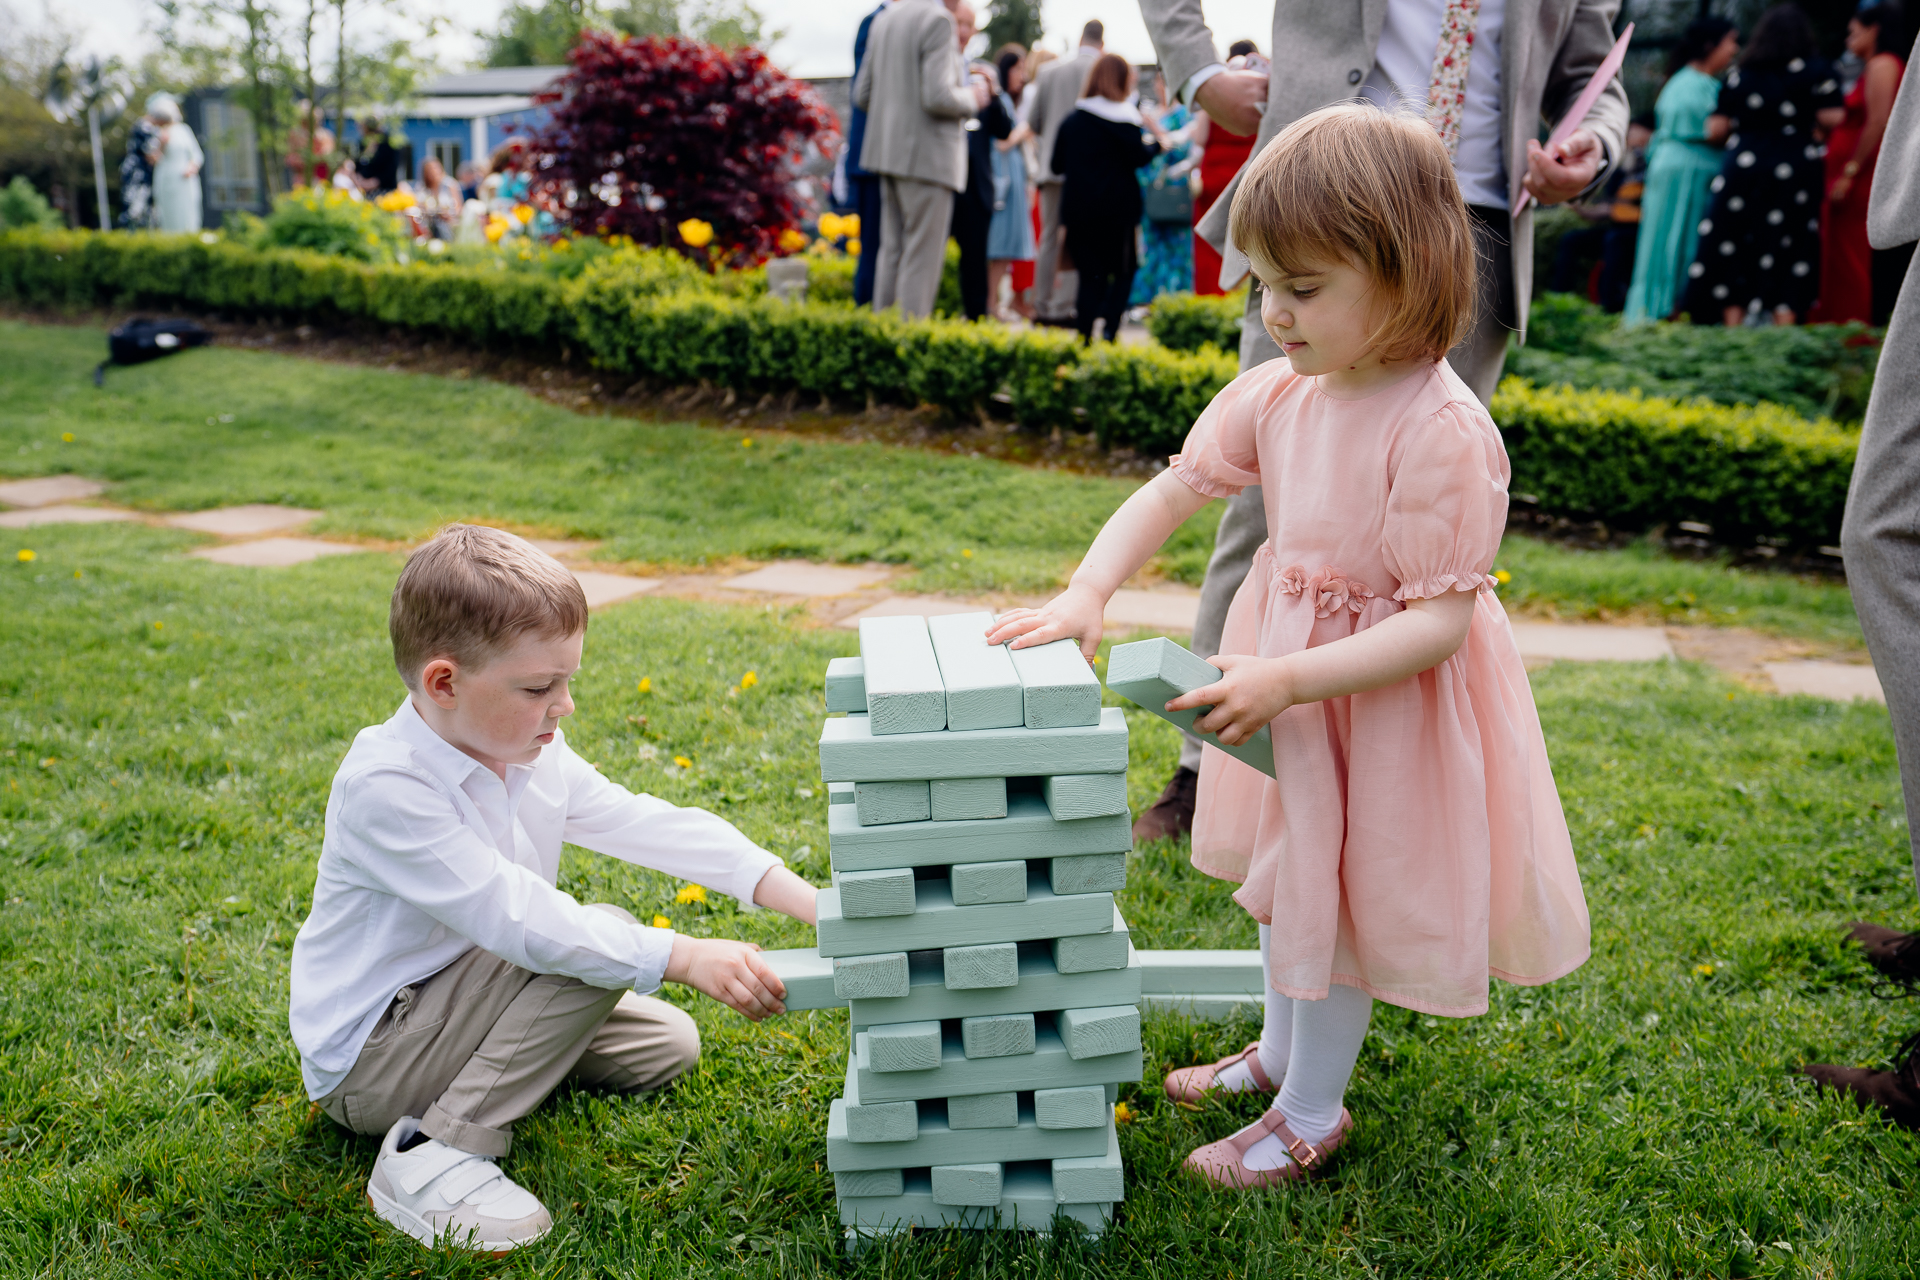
988, 104, 1589, 1189
290, 525, 818, 1250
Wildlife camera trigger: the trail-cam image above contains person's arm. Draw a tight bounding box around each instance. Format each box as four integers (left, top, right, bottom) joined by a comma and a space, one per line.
1523, 0, 1631, 206
1192, 72, 1267, 136
1703, 113, 1731, 144
1135, 0, 1225, 115
983, 90, 1014, 141
922, 22, 983, 118
998, 121, 1034, 150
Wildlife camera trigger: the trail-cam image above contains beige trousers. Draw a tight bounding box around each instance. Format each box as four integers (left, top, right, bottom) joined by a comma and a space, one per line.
875, 175, 955, 319
317, 905, 699, 1158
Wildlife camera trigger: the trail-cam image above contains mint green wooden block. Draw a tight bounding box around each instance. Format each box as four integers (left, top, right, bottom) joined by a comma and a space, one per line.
828, 793, 1130, 873
931, 1164, 1003, 1207
831, 1070, 1106, 1169
819, 707, 1127, 783
835, 1168, 904, 1198
1134, 949, 1264, 995
930, 776, 1007, 821
1048, 852, 1127, 896
946, 1092, 1017, 1129
1105, 636, 1276, 776
962, 1012, 1036, 1059
855, 780, 929, 827
843, 1096, 919, 1144
1041, 773, 1129, 821
815, 872, 1113, 958
832, 951, 910, 999
1051, 907, 1132, 973
950, 860, 1026, 906
1052, 1122, 1124, 1202
1007, 636, 1103, 728
943, 941, 1019, 989
837, 1167, 1111, 1237
850, 943, 1141, 1029
1058, 1005, 1142, 1060
837, 868, 916, 918
825, 656, 867, 713
1034, 1086, 1108, 1130
854, 1019, 1143, 1103
859, 615, 948, 736
828, 781, 854, 806
757, 947, 840, 1010
868, 1020, 943, 1073
926, 611, 1024, 731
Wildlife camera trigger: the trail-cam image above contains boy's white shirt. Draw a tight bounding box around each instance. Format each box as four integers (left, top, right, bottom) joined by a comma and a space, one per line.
289, 697, 782, 1099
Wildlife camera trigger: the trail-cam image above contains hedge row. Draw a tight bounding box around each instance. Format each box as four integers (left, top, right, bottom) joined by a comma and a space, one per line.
0, 229, 1861, 544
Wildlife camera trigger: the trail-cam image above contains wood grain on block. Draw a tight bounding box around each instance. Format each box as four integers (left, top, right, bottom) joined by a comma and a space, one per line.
1033, 1086, 1109, 1130
835, 1168, 905, 1198
828, 793, 1130, 873
837, 1166, 1111, 1236
827, 781, 854, 806
943, 941, 1019, 990
1051, 907, 1133, 973
1048, 852, 1128, 896
852, 944, 1142, 1029
858, 615, 947, 736
926, 612, 1024, 731
832, 951, 910, 999
931, 1164, 1004, 1207
825, 656, 868, 713
1041, 773, 1129, 821
814, 872, 1113, 958
1105, 636, 1276, 776
854, 1020, 1143, 1103
1051, 1121, 1124, 1203
830, 1075, 1107, 1170
756, 947, 841, 1011
1007, 636, 1103, 728
844, 1096, 920, 1144
867, 1020, 943, 1073
946, 1092, 1018, 1129
962, 1012, 1036, 1059
854, 780, 929, 827
837, 867, 917, 918
819, 707, 1128, 783
1058, 1005, 1142, 1060
1134, 949, 1264, 995
949, 861, 1027, 906
930, 776, 1007, 822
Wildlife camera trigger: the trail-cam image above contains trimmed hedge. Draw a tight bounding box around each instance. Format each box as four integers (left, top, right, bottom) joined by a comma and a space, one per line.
0, 229, 1862, 545
1145, 290, 1243, 353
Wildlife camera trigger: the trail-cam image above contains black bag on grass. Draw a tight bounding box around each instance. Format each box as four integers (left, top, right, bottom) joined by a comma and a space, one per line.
94, 318, 211, 386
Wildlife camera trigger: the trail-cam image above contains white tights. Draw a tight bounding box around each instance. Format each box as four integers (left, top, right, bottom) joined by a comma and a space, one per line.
1211, 924, 1373, 1170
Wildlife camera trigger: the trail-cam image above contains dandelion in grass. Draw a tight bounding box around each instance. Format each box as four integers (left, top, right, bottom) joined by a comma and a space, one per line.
60, 433, 73, 443
673, 755, 692, 769
15, 549, 33, 562
961, 548, 973, 559
652, 914, 671, 928
741, 437, 753, 448
638, 677, 652, 693
739, 671, 758, 691
675, 883, 707, 906
1694, 963, 1715, 977
1113, 1102, 1135, 1124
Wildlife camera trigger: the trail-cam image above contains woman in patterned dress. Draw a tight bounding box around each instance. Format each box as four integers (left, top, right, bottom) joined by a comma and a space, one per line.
1132, 74, 1199, 305
1681, 5, 1844, 326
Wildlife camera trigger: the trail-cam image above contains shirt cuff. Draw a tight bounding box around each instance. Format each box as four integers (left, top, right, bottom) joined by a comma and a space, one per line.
632, 924, 677, 995
1180, 63, 1228, 107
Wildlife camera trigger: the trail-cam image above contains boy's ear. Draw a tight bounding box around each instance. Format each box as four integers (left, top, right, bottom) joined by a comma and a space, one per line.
419, 657, 460, 709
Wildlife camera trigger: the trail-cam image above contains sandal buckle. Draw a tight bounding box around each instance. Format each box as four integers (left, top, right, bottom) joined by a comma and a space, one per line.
1285, 1136, 1323, 1170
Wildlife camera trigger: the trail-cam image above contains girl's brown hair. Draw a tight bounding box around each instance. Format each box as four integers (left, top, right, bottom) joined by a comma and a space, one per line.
1228, 103, 1477, 364
1082, 53, 1133, 102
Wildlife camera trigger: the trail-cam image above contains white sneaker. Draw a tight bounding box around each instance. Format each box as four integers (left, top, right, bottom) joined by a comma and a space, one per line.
366, 1117, 553, 1254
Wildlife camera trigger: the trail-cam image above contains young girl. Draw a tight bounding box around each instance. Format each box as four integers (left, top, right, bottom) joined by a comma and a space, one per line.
987, 104, 1590, 1190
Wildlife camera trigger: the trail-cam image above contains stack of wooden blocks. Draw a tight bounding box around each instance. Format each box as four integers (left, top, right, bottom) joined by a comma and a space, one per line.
814, 612, 1143, 1246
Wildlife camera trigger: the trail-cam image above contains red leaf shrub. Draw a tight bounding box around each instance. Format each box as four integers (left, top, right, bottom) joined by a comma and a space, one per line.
528, 30, 839, 266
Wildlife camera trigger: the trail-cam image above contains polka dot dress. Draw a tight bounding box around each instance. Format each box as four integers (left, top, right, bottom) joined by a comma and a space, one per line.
1680, 57, 1843, 321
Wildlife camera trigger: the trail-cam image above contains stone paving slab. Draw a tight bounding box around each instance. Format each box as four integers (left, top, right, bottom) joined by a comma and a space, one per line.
0, 504, 139, 528
720, 561, 894, 597
1509, 622, 1674, 662
838, 597, 992, 629
1104, 589, 1198, 633
1764, 662, 1885, 703
572, 571, 661, 608
0, 476, 107, 508
531, 539, 602, 560
190, 537, 370, 566
165, 505, 322, 536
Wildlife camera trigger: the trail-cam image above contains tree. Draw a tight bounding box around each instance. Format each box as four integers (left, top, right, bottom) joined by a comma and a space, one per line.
485, 0, 779, 66
526, 29, 837, 263
982, 0, 1041, 54
485, 0, 593, 67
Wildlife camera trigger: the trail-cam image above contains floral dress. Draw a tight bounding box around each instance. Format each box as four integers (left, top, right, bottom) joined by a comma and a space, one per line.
1132, 103, 1194, 304
1171, 358, 1590, 1017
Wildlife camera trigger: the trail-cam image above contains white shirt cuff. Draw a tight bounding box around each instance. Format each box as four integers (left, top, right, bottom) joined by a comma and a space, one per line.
1180, 63, 1228, 107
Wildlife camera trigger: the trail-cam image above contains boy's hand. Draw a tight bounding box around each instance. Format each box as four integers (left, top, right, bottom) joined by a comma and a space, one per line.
984, 585, 1106, 663
665, 935, 787, 1020
1166, 653, 1294, 746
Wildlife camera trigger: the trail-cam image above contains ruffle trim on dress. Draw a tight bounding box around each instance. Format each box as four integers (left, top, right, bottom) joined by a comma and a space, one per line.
1277, 564, 1377, 619
1166, 453, 1246, 500
1391, 571, 1495, 602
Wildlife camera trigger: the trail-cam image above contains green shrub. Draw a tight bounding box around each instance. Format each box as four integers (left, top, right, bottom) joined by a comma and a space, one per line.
1145, 289, 1244, 353
0, 177, 61, 231
1071, 343, 1237, 455
237, 188, 412, 263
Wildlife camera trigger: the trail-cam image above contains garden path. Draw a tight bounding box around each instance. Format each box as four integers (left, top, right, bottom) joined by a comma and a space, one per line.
1, 477, 1883, 703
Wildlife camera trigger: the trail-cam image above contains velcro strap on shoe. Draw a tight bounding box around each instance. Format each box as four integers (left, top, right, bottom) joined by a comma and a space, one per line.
436, 1159, 507, 1205
396, 1144, 485, 1197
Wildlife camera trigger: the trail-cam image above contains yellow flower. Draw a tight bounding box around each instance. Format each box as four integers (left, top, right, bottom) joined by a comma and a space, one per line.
153, 620, 162, 629
512, 203, 535, 224
61, 433, 74, 443
1693, 963, 1715, 977
678, 218, 714, 249
844, 237, 861, 256
638, 677, 652, 693
739, 671, 758, 690
15, 549, 34, 562
1113, 1102, 1135, 1124
777, 227, 808, 253
841, 214, 861, 238
675, 883, 708, 905
741, 437, 753, 447
961, 548, 973, 559
673, 754, 693, 769
553, 238, 571, 251
817, 211, 844, 240
484, 220, 506, 244
375, 190, 415, 213
1494, 569, 1512, 584
651, 914, 672, 928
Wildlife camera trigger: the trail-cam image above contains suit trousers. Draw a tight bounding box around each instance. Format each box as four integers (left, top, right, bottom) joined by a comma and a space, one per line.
1175, 206, 1516, 772
876, 175, 953, 319
850, 174, 884, 308
952, 193, 993, 320
1033, 182, 1071, 318
316, 904, 700, 1158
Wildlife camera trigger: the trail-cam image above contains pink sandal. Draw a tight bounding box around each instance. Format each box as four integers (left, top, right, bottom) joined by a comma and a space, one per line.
1183, 1106, 1353, 1190
1164, 1042, 1273, 1103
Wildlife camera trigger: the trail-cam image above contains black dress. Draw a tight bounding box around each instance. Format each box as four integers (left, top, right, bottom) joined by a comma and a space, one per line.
1681, 57, 1842, 320
1052, 109, 1161, 341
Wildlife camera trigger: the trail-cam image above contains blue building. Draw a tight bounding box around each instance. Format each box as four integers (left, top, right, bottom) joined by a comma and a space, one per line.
334, 66, 564, 182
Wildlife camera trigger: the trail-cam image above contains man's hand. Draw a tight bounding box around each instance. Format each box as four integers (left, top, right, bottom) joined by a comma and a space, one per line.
972, 77, 992, 111
1193, 70, 1267, 137
984, 583, 1106, 662
665, 935, 786, 1020
1522, 127, 1604, 207
1165, 652, 1294, 746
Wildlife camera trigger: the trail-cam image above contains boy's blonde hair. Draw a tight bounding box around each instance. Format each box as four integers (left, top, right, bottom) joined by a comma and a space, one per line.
1228, 103, 1477, 364
390, 524, 588, 688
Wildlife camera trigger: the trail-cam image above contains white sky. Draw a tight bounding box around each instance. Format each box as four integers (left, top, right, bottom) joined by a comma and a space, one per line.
52, 0, 1274, 81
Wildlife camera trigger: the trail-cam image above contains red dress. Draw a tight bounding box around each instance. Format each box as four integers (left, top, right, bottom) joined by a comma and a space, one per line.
1812, 54, 1905, 324
1192, 124, 1254, 296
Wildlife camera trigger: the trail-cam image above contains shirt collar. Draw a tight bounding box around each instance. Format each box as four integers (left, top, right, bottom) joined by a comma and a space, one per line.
387, 697, 544, 797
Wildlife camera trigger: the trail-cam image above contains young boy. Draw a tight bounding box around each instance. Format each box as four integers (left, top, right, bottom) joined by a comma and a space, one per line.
290, 524, 818, 1253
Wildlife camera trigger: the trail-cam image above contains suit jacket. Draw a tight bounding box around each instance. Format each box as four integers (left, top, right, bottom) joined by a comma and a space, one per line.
1137, 0, 1630, 333
1025, 48, 1099, 185
959, 90, 1015, 214
846, 3, 888, 181
853, 0, 979, 191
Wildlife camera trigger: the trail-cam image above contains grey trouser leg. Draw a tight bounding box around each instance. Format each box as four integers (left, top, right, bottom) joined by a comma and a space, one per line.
875, 175, 952, 319
1033, 182, 1066, 317
1449, 206, 1519, 408
1840, 248, 1920, 892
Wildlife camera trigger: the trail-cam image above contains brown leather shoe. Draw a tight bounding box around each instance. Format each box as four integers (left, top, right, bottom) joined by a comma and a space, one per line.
1802, 1031, 1920, 1131
1845, 922, 1920, 993
1133, 766, 1197, 843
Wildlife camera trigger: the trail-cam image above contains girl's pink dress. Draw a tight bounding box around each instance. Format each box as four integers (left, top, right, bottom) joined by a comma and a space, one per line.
1171, 357, 1589, 1018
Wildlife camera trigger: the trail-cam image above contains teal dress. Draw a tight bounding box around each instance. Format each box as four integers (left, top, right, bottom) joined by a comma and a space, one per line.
1624, 66, 1723, 323
1131, 104, 1194, 305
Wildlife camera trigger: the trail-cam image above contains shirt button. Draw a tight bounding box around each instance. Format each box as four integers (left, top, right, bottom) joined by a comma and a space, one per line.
1348, 68, 1363, 85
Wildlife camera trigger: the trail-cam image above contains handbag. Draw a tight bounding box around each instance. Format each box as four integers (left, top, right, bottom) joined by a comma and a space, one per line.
1143, 175, 1193, 225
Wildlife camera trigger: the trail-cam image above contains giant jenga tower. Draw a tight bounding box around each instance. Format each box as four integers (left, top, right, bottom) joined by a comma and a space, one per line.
813, 612, 1143, 1246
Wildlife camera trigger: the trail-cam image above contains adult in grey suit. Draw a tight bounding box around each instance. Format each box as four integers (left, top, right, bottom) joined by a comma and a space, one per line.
1023, 21, 1106, 322
1131, 0, 1630, 841
1803, 66, 1920, 1130
854, 0, 991, 318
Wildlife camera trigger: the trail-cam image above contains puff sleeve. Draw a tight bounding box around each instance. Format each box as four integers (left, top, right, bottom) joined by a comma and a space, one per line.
1167, 363, 1277, 497
1382, 400, 1510, 601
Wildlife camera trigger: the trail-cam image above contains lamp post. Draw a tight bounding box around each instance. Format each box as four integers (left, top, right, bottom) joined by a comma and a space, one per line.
44, 55, 129, 229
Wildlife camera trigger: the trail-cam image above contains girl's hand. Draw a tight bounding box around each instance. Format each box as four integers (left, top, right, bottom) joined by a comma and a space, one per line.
665, 935, 786, 1020
1167, 653, 1295, 746
984, 584, 1105, 662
